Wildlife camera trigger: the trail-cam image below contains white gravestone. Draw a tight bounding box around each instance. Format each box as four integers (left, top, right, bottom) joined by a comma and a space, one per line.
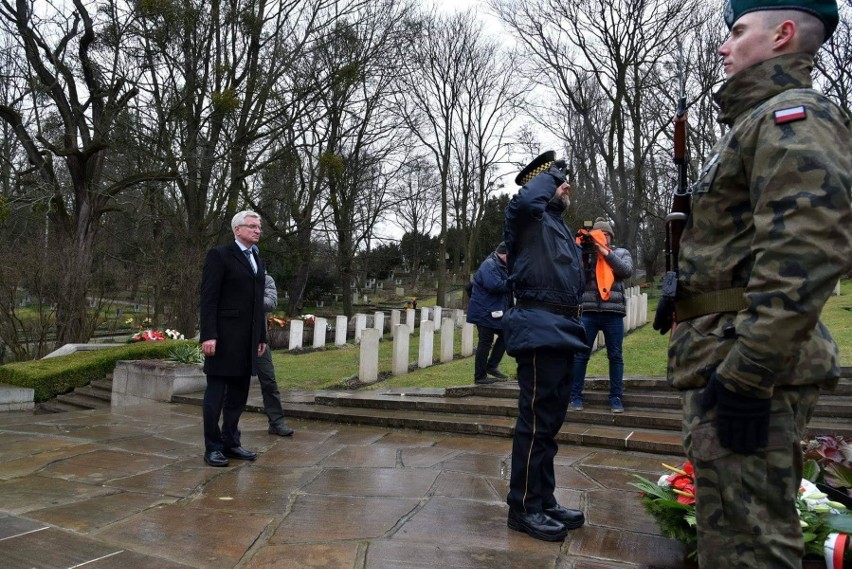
289, 320, 304, 350
373, 312, 385, 336
392, 324, 410, 375
440, 318, 454, 363
335, 315, 348, 346
418, 320, 435, 368
358, 329, 380, 384
354, 313, 367, 344
313, 317, 327, 349
461, 323, 475, 357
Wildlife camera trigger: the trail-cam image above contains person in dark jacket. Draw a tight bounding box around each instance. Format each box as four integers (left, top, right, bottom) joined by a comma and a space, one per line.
570, 218, 634, 413
502, 151, 586, 542
255, 269, 294, 436
466, 242, 511, 384
199, 210, 267, 467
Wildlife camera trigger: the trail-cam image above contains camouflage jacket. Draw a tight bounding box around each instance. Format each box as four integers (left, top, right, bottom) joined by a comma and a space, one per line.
668, 53, 852, 397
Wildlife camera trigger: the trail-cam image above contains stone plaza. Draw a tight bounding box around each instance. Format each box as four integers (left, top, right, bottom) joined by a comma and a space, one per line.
0, 381, 693, 569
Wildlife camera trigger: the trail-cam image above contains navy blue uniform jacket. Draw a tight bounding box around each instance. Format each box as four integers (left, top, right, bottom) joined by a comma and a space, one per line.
502, 172, 587, 355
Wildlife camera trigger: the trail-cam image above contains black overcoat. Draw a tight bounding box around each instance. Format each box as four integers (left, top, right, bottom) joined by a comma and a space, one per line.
199, 242, 267, 377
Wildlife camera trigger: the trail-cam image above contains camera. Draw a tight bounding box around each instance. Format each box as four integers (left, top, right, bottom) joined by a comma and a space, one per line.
576, 221, 596, 275
577, 221, 596, 251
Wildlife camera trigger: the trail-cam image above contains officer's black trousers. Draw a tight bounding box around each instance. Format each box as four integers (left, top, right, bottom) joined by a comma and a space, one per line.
507, 348, 574, 513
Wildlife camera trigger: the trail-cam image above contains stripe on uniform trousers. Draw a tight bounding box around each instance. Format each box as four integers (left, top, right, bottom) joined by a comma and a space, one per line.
521, 350, 539, 512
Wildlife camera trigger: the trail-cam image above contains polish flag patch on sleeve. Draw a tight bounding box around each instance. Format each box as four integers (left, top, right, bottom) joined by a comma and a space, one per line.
774, 105, 807, 125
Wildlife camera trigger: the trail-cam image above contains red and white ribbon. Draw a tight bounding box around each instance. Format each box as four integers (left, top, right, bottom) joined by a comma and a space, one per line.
825, 532, 849, 569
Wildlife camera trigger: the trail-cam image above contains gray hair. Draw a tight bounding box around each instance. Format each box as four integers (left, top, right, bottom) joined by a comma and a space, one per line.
231, 210, 261, 233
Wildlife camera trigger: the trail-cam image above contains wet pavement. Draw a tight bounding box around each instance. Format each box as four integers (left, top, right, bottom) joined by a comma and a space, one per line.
0, 396, 693, 569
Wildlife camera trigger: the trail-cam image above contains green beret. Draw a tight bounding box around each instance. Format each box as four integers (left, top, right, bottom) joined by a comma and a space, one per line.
724, 0, 839, 41
515, 151, 555, 186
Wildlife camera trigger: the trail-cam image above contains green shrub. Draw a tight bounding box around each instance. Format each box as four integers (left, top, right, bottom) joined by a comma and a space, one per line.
167, 342, 204, 365
0, 341, 195, 402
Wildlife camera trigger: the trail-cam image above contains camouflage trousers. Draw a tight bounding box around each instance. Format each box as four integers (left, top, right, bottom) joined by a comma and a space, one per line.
682, 384, 820, 569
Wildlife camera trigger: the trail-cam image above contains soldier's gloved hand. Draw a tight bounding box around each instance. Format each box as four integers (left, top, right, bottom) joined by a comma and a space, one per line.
652, 296, 674, 334
701, 374, 771, 455
547, 160, 570, 184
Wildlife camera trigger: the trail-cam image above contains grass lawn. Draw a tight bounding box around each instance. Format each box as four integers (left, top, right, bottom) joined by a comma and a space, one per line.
272, 279, 852, 391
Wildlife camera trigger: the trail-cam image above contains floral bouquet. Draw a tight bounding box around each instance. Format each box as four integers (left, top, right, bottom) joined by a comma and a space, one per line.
631, 460, 852, 564
630, 462, 698, 554
128, 328, 185, 342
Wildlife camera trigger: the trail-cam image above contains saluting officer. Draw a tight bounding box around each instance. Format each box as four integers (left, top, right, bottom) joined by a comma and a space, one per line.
664, 1, 852, 566
502, 151, 587, 542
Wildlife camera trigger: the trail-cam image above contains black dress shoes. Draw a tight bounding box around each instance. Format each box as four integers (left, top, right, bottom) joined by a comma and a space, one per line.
204, 450, 229, 467
487, 368, 510, 380
223, 446, 257, 461
544, 504, 585, 529
507, 509, 568, 541
268, 422, 294, 436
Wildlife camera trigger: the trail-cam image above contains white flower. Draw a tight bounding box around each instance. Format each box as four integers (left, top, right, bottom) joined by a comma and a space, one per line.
799, 479, 846, 514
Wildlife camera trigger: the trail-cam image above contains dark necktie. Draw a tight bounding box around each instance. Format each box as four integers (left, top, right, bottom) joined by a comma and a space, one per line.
244, 249, 256, 274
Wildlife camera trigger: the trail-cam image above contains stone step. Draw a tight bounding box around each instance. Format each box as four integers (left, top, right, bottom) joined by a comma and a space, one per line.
313, 390, 852, 436
449, 376, 672, 399
36, 400, 87, 414
171, 375, 852, 455
37, 375, 113, 414
90, 379, 114, 392
73, 385, 112, 402
314, 392, 685, 431
454, 380, 852, 418
271, 400, 685, 455
315, 393, 518, 417
55, 392, 109, 410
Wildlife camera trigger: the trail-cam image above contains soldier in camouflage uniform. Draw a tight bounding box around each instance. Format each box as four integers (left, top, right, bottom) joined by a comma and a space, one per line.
659, 0, 852, 567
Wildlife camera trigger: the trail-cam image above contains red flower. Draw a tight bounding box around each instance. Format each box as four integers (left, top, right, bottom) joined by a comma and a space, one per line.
669, 474, 693, 490
675, 484, 696, 505
663, 461, 696, 505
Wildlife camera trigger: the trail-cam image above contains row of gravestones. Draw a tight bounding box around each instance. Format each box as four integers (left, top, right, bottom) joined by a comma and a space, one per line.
284, 307, 464, 351
284, 294, 649, 383
358, 318, 475, 384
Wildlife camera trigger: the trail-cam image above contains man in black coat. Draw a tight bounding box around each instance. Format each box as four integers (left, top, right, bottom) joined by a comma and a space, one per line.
199, 210, 268, 467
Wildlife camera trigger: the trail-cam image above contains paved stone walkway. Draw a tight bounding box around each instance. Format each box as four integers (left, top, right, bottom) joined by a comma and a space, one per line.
0, 393, 693, 569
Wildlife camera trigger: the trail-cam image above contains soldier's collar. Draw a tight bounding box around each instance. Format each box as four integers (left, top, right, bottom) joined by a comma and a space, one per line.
714, 53, 814, 125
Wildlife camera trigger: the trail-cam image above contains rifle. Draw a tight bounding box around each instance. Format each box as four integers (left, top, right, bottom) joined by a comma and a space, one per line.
654, 95, 691, 334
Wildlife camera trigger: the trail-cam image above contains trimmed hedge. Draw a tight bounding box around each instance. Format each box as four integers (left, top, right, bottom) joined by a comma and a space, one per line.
0, 341, 197, 402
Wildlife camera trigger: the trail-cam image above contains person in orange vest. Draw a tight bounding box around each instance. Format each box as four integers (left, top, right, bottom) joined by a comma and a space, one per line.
570, 218, 633, 413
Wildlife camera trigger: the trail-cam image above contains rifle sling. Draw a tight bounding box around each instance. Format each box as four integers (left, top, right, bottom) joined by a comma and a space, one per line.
675, 288, 747, 322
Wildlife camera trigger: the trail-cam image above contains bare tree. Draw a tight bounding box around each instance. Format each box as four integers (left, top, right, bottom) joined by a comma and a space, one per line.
492, 0, 703, 258
815, 1, 852, 112
397, 10, 482, 306
313, 0, 416, 316
0, 0, 175, 344
128, 0, 349, 333
449, 39, 525, 279
388, 156, 440, 278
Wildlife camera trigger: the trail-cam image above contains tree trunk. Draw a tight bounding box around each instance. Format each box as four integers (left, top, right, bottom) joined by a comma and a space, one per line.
173, 236, 206, 339
287, 262, 310, 316
54, 225, 96, 344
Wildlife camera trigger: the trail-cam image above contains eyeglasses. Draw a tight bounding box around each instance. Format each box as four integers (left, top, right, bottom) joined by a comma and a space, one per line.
239, 224, 262, 233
